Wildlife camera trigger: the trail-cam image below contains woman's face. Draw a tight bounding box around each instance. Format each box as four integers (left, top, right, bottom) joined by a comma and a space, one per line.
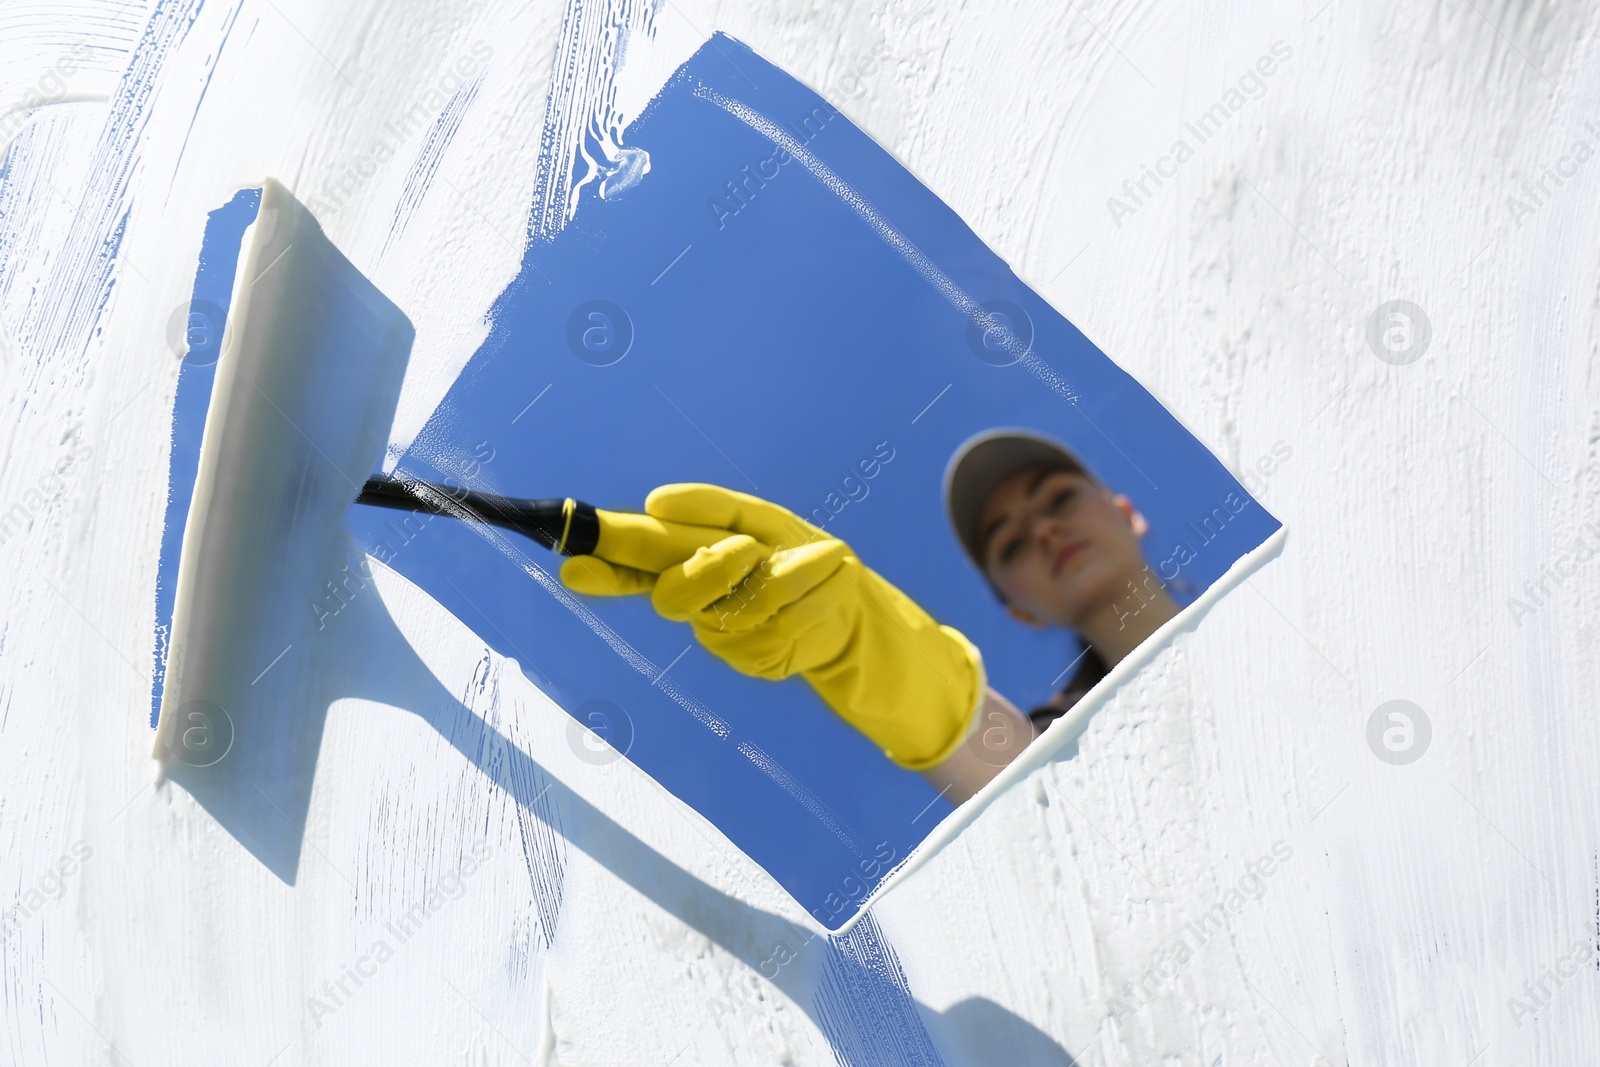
976, 466, 1150, 628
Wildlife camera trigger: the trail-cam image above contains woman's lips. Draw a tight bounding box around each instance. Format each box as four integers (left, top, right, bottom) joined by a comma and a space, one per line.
1052, 541, 1087, 577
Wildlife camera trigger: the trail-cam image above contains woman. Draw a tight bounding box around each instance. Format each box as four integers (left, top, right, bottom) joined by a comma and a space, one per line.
942, 428, 1181, 735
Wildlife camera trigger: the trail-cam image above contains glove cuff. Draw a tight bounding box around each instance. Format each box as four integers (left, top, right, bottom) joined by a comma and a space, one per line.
889, 627, 987, 771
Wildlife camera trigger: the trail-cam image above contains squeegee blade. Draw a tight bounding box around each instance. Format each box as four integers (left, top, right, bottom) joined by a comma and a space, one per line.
152, 178, 414, 769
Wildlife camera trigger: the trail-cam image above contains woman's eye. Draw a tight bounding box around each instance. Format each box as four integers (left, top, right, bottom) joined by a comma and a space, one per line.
1049, 487, 1075, 512
998, 537, 1023, 564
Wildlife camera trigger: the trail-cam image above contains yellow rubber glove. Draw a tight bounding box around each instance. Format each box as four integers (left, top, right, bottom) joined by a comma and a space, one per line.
562, 484, 985, 770
560, 507, 731, 595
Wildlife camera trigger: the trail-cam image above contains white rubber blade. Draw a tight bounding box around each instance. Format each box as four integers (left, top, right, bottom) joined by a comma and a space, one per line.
153, 177, 414, 769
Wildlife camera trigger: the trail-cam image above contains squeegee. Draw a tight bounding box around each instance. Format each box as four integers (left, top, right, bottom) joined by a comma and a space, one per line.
152, 179, 725, 770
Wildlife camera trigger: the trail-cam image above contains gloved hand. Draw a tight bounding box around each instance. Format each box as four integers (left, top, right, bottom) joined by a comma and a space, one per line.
562, 506, 732, 594
561, 484, 985, 769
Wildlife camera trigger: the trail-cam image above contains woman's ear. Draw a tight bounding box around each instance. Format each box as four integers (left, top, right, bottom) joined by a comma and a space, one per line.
1006, 602, 1045, 630
1113, 493, 1149, 537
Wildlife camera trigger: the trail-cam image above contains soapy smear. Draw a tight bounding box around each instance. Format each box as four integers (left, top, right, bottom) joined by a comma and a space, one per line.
529, 0, 660, 240
599, 142, 650, 199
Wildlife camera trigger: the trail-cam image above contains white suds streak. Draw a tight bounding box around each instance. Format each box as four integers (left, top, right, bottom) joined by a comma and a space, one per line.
528, 0, 657, 241
383, 70, 486, 255
391, 466, 731, 739
813, 913, 946, 1063
694, 83, 1080, 404
24, 0, 205, 364
463, 656, 568, 947
736, 740, 863, 855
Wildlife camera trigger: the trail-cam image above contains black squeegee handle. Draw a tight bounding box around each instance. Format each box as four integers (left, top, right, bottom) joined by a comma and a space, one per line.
355, 475, 601, 556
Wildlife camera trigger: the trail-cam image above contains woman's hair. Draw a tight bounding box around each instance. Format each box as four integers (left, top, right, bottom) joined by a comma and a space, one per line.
1029, 645, 1109, 730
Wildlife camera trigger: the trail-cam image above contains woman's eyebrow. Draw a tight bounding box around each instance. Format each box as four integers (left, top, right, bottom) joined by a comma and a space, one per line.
1026, 468, 1058, 496
977, 513, 1012, 560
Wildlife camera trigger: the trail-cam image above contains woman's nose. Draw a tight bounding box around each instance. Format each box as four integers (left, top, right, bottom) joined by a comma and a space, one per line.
1030, 513, 1062, 547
